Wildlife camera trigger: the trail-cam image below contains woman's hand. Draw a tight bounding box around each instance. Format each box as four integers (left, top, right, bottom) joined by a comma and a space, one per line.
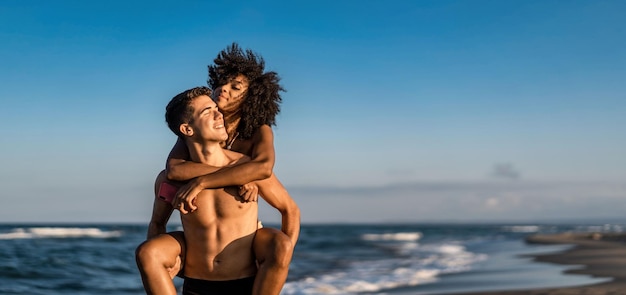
172, 179, 203, 214
239, 182, 259, 202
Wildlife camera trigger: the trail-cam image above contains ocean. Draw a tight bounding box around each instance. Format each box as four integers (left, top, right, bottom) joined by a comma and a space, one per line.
0, 222, 621, 295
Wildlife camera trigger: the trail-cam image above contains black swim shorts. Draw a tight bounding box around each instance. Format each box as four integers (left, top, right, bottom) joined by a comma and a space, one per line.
182, 276, 255, 295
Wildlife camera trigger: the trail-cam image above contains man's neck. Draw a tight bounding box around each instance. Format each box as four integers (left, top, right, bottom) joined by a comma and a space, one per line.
222, 110, 241, 140
186, 140, 231, 167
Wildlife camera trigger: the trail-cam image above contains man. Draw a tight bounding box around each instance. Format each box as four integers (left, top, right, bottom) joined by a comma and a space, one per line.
147, 86, 299, 295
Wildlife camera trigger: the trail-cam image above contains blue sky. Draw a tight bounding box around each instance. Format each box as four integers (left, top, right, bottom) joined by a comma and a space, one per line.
1, 0, 625, 223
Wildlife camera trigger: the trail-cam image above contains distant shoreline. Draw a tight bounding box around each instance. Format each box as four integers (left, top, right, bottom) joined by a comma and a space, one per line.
451, 232, 626, 295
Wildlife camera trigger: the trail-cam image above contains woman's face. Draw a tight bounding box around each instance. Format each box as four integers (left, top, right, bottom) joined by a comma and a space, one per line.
213, 74, 249, 113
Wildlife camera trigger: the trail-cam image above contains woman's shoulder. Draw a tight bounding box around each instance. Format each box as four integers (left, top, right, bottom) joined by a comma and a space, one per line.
257, 124, 273, 132
252, 124, 274, 140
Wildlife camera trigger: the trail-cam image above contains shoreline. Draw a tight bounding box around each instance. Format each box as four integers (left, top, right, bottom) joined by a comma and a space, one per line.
450, 232, 626, 295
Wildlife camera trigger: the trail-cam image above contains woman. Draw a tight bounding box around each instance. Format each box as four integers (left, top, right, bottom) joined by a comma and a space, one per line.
136, 43, 299, 295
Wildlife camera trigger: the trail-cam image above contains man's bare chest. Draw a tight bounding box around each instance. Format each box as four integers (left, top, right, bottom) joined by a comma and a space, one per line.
187, 187, 256, 221
229, 139, 254, 156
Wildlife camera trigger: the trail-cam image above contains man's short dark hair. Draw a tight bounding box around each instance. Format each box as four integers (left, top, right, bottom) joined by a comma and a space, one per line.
165, 86, 212, 138
208, 43, 285, 139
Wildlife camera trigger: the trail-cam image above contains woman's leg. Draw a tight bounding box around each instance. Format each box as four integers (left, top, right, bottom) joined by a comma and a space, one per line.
135, 231, 186, 295
251, 227, 294, 295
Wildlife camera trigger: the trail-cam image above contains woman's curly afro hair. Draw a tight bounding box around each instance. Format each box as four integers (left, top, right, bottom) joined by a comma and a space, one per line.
208, 43, 285, 140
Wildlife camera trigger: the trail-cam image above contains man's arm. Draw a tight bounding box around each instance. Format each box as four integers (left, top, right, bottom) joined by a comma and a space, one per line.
147, 183, 176, 239
256, 174, 300, 246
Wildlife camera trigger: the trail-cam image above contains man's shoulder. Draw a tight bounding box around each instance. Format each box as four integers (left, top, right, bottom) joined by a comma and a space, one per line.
224, 149, 251, 165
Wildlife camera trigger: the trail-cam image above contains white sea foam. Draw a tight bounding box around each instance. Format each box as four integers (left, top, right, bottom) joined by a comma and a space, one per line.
435, 244, 465, 254
361, 232, 422, 241
0, 227, 123, 239
283, 265, 442, 294
282, 240, 486, 295
419, 243, 488, 272
283, 268, 440, 295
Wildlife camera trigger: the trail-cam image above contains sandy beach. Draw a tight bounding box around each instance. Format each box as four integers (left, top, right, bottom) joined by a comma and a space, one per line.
452, 232, 626, 295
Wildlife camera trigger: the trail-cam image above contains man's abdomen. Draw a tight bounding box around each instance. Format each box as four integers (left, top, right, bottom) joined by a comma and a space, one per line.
181, 189, 259, 280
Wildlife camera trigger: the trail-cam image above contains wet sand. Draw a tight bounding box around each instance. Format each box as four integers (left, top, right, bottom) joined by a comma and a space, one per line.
452, 232, 626, 295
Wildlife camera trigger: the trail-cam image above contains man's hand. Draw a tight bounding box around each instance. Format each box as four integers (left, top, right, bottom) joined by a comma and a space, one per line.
239, 182, 259, 202
172, 179, 203, 214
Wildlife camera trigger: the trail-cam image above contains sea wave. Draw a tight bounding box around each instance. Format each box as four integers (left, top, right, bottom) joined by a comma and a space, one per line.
501, 225, 540, 233
283, 268, 440, 295
361, 232, 422, 241
0, 227, 123, 240
283, 240, 486, 294
434, 244, 466, 254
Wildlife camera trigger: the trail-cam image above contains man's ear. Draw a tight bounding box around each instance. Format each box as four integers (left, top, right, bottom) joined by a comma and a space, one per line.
179, 123, 194, 137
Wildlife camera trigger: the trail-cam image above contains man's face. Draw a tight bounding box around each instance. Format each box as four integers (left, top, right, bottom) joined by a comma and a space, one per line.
188, 95, 228, 142
213, 74, 249, 112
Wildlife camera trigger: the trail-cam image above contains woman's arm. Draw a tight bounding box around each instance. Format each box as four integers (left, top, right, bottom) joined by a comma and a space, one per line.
195, 124, 276, 187
172, 125, 277, 213
166, 125, 275, 184
256, 174, 300, 246
166, 138, 222, 181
